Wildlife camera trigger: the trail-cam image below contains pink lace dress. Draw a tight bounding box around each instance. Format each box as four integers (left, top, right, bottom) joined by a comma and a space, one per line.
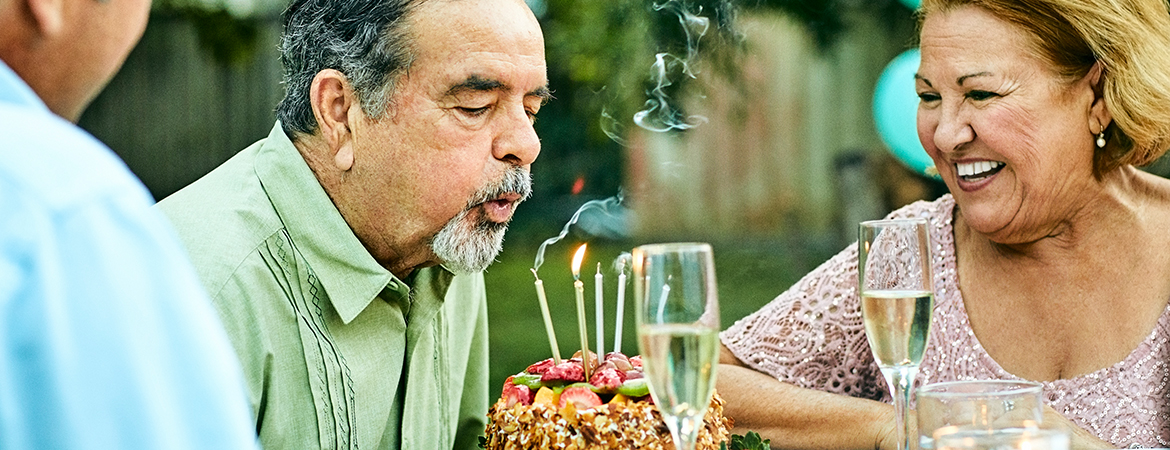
721, 194, 1170, 448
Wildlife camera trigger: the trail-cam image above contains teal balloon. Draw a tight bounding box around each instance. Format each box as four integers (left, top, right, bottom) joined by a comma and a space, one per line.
873, 48, 934, 177
898, 0, 921, 10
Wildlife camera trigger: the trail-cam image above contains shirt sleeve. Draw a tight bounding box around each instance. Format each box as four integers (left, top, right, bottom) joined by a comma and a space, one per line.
453, 280, 490, 450
719, 243, 890, 402
0, 189, 259, 449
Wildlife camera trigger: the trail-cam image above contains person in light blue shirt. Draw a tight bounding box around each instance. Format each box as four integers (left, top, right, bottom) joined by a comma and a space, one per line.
0, 0, 259, 448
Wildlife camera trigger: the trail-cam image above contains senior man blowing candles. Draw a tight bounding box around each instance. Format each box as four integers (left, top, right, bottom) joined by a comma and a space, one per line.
157, 0, 550, 448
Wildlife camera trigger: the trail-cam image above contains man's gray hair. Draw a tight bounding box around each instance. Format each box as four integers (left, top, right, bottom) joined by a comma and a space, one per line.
275, 0, 420, 138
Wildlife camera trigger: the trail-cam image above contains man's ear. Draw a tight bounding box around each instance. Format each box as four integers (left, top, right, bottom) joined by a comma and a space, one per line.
1086, 61, 1113, 132
309, 69, 357, 171
25, 0, 65, 37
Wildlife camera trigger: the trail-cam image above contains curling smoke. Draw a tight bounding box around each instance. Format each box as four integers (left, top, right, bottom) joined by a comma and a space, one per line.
600, 108, 627, 146
633, 0, 712, 132
613, 252, 631, 275
655, 0, 709, 76
531, 1, 721, 269
532, 194, 626, 272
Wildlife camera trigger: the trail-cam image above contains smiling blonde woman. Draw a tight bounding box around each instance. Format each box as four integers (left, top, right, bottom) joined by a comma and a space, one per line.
717, 0, 1170, 448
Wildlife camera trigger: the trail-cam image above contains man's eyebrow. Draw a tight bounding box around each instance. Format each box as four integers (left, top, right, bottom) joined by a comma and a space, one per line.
445, 75, 506, 96
528, 85, 553, 104
445, 76, 552, 104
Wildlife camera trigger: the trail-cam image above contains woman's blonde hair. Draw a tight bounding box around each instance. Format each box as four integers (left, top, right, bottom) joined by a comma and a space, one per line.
918, 0, 1170, 176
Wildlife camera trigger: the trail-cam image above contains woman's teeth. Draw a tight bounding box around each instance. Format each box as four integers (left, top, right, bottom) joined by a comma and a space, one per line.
956, 161, 1004, 178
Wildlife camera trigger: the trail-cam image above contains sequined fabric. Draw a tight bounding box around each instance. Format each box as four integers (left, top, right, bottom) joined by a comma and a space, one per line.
720, 194, 1170, 448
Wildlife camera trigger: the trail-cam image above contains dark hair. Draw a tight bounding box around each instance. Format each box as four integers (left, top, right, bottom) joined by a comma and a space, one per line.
918, 0, 1170, 176
275, 0, 420, 138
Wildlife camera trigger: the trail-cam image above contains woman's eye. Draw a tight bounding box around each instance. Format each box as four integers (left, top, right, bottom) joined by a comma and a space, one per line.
965, 90, 998, 101
917, 92, 941, 103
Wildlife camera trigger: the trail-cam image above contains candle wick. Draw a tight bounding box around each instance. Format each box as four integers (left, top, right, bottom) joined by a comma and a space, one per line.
530, 268, 541, 281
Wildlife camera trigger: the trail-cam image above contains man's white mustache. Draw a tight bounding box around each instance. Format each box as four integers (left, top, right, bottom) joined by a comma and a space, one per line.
467, 167, 532, 208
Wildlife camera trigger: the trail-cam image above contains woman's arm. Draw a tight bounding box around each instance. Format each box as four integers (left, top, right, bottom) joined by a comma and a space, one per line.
718, 345, 897, 450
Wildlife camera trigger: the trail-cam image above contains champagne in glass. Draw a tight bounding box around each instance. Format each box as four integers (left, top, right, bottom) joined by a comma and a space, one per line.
634, 243, 720, 450
861, 290, 933, 367
859, 219, 934, 450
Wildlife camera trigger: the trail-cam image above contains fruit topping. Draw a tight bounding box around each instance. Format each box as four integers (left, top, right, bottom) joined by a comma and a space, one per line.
532, 386, 560, 405
524, 358, 556, 375
629, 355, 642, 368
616, 378, 650, 397
558, 386, 603, 410
604, 352, 634, 371
570, 350, 599, 370
503, 382, 532, 408
541, 361, 585, 384
510, 373, 543, 389
587, 366, 626, 392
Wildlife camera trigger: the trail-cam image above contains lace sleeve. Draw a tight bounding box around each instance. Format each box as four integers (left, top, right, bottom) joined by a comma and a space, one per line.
720, 244, 889, 402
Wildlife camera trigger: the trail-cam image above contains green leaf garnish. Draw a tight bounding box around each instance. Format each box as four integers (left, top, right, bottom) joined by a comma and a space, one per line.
724, 431, 770, 450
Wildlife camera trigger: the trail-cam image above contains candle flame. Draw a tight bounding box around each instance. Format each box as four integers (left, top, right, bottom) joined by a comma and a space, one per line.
571, 243, 588, 278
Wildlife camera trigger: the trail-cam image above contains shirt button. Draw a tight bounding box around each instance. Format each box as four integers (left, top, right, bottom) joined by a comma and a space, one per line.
388, 280, 399, 289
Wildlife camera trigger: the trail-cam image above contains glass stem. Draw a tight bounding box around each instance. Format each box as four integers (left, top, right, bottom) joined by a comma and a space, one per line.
664, 415, 701, 450
882, 366, 918, 450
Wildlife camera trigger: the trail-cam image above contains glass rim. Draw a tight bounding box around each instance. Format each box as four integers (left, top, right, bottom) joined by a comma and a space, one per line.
917, 379, 1043, 398
860, 217, 929, 227
633, 242, 713, 254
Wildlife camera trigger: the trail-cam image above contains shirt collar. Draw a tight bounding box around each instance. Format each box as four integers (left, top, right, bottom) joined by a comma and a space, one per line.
0, 59, 49, 111
254, 122, 395, 324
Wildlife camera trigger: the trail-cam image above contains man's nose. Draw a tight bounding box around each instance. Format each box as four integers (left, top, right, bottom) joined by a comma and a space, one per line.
493, 107, 541, 166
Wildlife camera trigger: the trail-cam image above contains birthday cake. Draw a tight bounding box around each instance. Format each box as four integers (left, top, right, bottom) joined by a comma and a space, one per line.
483, 351, 732, 450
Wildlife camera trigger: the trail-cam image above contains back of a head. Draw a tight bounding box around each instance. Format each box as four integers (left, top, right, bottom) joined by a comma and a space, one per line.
0, 0, 151, 121
275, 0, 418, 139
917, 0, 1170, 175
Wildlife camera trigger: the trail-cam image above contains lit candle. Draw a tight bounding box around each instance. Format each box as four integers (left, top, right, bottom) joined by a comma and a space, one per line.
613, 258, 627, 354
595, 262, 604, 358
571, 244, 592, 382
531, 268, 562, 365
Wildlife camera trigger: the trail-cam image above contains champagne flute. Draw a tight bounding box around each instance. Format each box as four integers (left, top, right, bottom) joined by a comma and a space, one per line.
859, 218, 934, 450
633, 242, 720, 450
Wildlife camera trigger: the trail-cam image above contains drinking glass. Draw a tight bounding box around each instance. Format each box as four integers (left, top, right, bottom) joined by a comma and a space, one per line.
933, 427, 1068, 450
917, 380, 1044, 450
633, 242, 720, 450
859, 218, 934, 450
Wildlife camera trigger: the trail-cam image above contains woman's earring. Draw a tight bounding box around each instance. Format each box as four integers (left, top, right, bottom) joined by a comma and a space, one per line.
1097, 132, 1107, 148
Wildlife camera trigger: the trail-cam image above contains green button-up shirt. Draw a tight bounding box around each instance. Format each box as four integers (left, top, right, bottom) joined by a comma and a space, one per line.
158, 123, 489, 450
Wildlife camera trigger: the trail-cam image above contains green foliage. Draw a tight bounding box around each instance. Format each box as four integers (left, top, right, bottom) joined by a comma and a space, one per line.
721, 431, 772, 450
153, 2, 262, 67
180, 7, 261, 66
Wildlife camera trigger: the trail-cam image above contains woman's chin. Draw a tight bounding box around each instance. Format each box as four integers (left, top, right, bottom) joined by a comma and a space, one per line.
956, 202, 1019, 242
